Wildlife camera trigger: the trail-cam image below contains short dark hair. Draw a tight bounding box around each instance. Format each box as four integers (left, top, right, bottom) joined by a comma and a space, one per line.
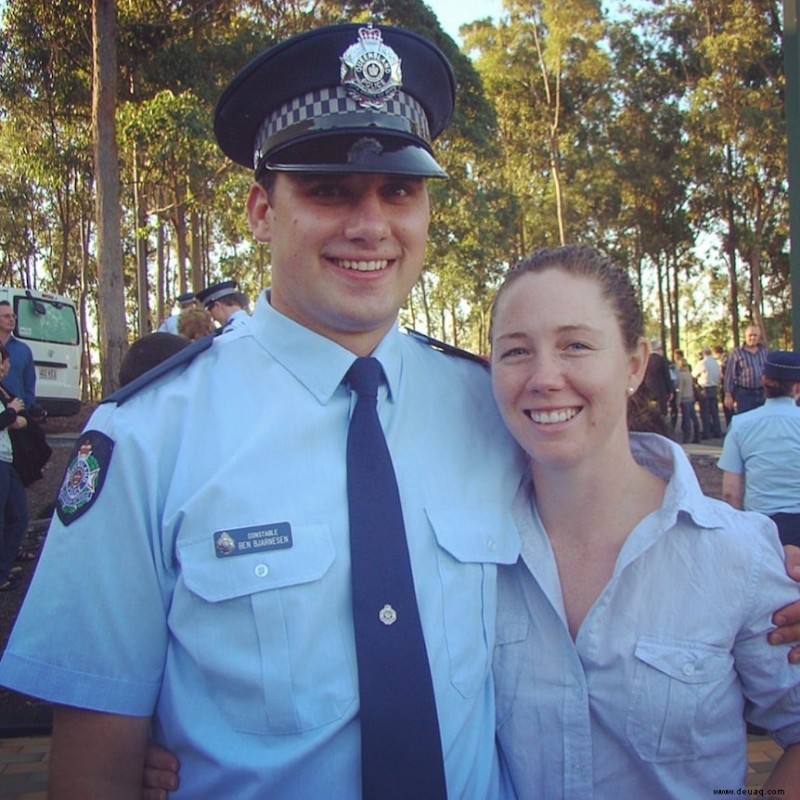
764, 377, 795, 399
119, 333, 189, 387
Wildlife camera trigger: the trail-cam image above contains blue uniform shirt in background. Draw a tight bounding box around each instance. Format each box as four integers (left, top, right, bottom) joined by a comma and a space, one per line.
221, 307, 250, 333
718, 397, 800, 515
0, 291, 526, 798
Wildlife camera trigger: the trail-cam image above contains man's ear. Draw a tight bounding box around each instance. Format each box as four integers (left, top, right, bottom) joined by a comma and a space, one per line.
247, 183, 272, 243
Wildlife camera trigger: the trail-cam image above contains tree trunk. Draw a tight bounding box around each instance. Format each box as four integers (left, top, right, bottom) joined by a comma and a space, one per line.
93, 0, 127, 395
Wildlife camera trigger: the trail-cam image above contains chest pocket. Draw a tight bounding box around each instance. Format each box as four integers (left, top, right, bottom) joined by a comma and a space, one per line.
427, 506, 520, 698
176, 522, 356, 735
626, 636, 733, 762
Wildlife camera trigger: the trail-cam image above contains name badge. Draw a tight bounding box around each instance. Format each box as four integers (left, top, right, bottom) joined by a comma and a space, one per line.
214, 522, 293, 558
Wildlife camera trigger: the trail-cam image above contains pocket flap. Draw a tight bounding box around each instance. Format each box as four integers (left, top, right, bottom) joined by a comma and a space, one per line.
178, 522, 335, 602
633, 636, 731, 684
426, 505, 520, 565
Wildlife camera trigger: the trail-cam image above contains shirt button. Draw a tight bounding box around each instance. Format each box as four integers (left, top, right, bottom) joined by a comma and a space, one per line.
683, 662, 695, 676
254, 563, 269, 578
487, 538, 496, 552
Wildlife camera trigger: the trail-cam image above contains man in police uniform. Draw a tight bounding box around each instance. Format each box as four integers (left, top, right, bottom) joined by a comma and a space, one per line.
0, 24, 527, 798
196, 279, 251, 333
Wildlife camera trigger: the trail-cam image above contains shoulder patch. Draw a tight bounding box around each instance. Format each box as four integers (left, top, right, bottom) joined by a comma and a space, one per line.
103, 331, 220, 406
56, 430, 114, 526
404, 328, 489, 367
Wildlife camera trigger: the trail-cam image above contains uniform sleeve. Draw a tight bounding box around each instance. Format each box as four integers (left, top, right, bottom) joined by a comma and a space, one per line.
716, 422, 743, 473
0, 403, 170, 716
732, 516, 800, 747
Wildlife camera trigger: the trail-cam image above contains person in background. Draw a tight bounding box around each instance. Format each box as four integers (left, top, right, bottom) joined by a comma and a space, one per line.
719, 351, 800, 548
0, 343, 29, 592
490, 245, 800, 800
195, 280, 250, 333
694, 347, 723, 439
677, 359, 701, 444
643, 339, 673, 429
118, 333, 190, 388
177, 306, 216, 341
715, 345, 733, 428
0, 23, 526, 799
724, 325, 769, 415
0, 301, 35, 409
157, 293, 196, 335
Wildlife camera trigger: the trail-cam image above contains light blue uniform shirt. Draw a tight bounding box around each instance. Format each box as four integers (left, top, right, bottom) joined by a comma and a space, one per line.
718, 397, 800, 514
222, 307, 250, 333
0, 292, 525, 798
157, 314, 180, 335
495, 433, 800, 800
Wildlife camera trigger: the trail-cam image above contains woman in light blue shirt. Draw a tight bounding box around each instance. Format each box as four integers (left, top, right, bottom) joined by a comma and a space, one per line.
490, 245, 800, 799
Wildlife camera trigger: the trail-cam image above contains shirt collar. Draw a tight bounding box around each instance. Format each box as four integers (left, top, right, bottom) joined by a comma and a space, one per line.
248, 290, 402, 404
629, 432, 720, 530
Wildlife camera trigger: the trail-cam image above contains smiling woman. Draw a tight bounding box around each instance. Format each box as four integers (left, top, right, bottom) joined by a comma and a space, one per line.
489, 245, 800, 800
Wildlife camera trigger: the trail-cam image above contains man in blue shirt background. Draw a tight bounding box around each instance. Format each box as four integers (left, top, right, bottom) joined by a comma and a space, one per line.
0, 301, 35, 408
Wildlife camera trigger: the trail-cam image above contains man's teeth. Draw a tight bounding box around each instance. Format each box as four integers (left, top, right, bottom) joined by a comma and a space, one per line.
337, 259, 389, 272
528, 408, 578, 424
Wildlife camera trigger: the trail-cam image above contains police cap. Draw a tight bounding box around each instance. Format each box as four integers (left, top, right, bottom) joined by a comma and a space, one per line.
214, 23, 455, 178
196, 280, 238, 309
763, 350, 800, 382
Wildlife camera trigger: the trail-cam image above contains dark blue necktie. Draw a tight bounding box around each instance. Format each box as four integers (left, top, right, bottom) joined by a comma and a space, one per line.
345, 357, 447, 800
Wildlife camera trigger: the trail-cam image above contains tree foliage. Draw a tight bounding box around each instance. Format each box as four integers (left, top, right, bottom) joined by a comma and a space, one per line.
0, 0, 793, 396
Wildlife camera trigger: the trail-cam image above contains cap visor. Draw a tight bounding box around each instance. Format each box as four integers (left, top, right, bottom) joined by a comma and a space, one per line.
263, 135, 447, 178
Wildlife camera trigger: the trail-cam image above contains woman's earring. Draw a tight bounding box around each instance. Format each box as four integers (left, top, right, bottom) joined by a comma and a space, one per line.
627, 386, 635, 395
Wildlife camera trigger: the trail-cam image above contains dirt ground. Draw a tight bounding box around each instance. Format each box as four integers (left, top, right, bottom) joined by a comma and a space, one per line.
0, 418, 724, 733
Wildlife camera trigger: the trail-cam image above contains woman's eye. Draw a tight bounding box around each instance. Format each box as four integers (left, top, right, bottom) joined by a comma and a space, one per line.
499, 347, 528, 359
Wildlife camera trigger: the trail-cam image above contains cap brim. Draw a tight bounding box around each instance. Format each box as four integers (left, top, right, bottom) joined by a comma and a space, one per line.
264, 134, 447, 178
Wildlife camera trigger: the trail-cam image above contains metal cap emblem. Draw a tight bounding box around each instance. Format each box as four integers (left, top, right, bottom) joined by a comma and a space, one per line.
340, 24, 402, 109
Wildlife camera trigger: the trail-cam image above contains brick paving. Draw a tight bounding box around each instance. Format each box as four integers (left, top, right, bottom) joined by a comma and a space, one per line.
0, 732, 787, 798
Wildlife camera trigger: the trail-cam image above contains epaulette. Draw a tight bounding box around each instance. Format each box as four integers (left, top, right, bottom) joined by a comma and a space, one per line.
404, 328, 489, 367
102, 331, 220, 406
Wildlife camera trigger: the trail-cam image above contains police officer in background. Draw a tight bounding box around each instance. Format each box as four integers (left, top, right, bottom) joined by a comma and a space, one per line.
0, 23, 527, 798
157, 291, 196, 335
196, 279, 251, 333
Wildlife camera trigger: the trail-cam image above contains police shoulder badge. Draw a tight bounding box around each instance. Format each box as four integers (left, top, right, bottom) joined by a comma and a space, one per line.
340, 24, 402, 109
56, 430, 114, 526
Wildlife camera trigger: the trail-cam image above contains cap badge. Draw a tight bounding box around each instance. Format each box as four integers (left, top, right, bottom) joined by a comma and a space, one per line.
340, 24, 402, 110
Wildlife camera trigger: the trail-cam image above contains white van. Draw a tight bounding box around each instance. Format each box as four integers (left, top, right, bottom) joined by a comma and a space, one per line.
0, 287, 82, 416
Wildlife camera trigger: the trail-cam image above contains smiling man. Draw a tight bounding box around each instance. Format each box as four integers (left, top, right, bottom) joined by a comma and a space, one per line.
0, 24, 526, 799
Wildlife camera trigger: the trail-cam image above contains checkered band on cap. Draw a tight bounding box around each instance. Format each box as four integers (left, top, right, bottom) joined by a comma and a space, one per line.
254, 86, 432, 169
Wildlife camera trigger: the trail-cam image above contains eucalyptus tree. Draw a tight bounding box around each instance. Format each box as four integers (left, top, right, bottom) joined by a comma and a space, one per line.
462, 0, 610, 252
604, 16, 695, 351
657, 0, 787, 346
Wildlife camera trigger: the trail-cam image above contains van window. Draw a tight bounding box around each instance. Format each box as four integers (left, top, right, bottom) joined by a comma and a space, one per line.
14, 297, 80, 346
